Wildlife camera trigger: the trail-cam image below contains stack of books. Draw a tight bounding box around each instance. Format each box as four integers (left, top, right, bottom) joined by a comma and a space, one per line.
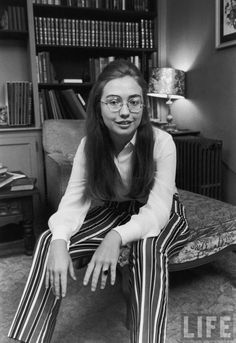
39, 88, 86, 121
0, 5, 27, 32
5, 81, 33, 127
0, 165, 36, 191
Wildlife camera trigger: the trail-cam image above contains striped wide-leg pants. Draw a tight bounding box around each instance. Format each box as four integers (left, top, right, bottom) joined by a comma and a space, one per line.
8, 193, 189, 343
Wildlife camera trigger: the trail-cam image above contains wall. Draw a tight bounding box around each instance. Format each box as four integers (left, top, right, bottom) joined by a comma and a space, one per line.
163, 0, 236, 204
0, 40, 30, 107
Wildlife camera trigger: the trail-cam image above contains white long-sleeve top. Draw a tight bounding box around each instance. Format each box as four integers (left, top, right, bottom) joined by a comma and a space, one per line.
48, 127, 177, 246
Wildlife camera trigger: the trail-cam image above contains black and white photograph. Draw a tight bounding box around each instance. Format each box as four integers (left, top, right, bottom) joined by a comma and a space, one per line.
1, 1, 236, 342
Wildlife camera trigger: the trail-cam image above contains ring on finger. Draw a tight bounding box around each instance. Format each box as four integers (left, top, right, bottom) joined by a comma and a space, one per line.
102, 269, 109, 276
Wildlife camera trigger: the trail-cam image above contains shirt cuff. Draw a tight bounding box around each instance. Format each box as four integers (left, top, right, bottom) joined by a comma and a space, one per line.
113, 221, 142, 246
50, 227, 71, 243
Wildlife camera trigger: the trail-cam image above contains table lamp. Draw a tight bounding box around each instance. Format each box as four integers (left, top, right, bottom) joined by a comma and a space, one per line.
147, 67, 185, 132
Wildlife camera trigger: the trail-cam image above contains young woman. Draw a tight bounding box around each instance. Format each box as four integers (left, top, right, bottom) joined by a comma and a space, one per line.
8, 59, 189, 343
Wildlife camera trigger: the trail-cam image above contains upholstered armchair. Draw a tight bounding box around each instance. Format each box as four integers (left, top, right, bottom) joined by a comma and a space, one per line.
42, 119, 236, 325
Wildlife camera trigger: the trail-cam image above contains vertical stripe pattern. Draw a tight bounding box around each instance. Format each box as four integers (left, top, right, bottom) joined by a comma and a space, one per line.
8, 194, 189, 343
129, 194, 189, 343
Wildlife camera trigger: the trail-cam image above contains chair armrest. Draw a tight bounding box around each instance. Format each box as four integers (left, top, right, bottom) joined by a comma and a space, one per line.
45, 153, 73, 215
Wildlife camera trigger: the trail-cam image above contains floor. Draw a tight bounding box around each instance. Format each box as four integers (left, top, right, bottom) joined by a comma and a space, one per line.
1, 252, 236, 343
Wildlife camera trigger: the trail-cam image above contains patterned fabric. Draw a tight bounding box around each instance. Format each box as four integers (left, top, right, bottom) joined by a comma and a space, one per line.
118, 189, 236, 267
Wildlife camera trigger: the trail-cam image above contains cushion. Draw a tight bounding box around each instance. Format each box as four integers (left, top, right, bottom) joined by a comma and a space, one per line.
118, 190, 236, 269
42, 119, 85, 157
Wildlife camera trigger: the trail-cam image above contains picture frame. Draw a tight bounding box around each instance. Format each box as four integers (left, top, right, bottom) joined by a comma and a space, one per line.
215, 0, 236, 49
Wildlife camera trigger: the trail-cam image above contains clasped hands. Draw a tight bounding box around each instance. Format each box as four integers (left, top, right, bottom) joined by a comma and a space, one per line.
45, 230, 122, 298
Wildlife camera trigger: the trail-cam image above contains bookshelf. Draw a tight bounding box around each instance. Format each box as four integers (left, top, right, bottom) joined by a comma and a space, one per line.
0, 0, 28, 33
0, 0, 158, 225
0, 0, 32, 128
0, 31, 28, 40
31, 0, 157, 123
0, 0, 45, 216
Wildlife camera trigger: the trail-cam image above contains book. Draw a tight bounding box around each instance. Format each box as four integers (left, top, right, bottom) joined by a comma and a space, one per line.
0, 105, 8, 126
0, 166, 8, 174
61, 78, 83, 83
59, 89, 86, 119
0, 172, 14, 188
76, 92, 86, 108
0, 7, 8, 30
10, 177, 36, 191
5, 81, 33, 127
8, 171, 26, 180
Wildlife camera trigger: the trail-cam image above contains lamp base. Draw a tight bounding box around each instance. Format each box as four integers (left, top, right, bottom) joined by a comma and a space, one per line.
165, 122, 177, 133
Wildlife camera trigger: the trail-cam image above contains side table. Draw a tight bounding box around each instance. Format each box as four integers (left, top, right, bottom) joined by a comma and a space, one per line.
0, 188, 38, 256
170, 129, 200, 137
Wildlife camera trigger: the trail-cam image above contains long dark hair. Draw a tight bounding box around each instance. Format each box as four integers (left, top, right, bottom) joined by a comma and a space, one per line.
85, 59, 155, 200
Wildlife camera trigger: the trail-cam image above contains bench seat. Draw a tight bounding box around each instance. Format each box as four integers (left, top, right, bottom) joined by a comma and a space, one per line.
118, 189, 236, 271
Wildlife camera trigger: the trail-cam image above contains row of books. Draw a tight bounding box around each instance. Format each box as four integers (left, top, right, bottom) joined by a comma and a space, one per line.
89, 55, 141, 81
39, 88, 86, 122
33, 0, 150, 12
5, 82, 33, 127
0, 6, 27, 32
34, 17, 154, 49
36, 51, 57, 83
0, 168, 36, 191
36, 52, 142, 84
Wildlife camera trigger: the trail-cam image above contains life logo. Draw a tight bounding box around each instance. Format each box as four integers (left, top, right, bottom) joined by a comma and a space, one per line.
181, 313, 235, 341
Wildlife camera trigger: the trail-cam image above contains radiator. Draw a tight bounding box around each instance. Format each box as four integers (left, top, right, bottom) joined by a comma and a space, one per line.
174, 136, 222, 199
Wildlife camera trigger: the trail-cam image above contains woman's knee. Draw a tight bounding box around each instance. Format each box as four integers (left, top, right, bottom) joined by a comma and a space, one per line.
33, 229, 52, 253
132, 237, 162, 263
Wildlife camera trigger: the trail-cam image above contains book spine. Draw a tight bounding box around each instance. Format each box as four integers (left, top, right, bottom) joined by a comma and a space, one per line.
7, 6, 13, 31
59, 18, 64, 45
79, 19, 84, 46
95, 20, 99, 47
149, 19, 154, 48
34, 17, 39, 44
13, 82, 18, 126
99, 20, 103, 47
67, 18, 72, 46
83, 20, 87, 47
5, 82, 11, 126
23, 82, 28, 126
38, 17, 44, 44
27, 82, 33, 125
41, 52, 48, 83
75, 19, 79, 46
18, 82, 23, 125
71, 19, 76, 46
135, 22, 139, 48
46, 17, 52, 45
12, 6, 18, 31
15, 6, 22, 31
103, 21, 107, 48
20, 7, 27, 31
37, 52, 43, 82
140, 19, 144, 48
48, 90, 58, 119
38, 91, 44, 124
43, 17, 48, 44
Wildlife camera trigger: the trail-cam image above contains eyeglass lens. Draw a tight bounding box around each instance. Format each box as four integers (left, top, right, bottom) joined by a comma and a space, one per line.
106, 96, 142, 113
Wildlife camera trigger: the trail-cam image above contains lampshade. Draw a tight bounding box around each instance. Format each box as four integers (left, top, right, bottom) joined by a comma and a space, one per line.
147, 67, 185, 99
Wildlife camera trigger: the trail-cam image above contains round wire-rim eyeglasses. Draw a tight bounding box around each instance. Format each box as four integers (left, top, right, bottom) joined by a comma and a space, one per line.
100, 99, 144, 113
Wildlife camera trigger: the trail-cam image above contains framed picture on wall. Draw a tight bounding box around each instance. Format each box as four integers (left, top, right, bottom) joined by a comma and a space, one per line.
216, 0, 236, 48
